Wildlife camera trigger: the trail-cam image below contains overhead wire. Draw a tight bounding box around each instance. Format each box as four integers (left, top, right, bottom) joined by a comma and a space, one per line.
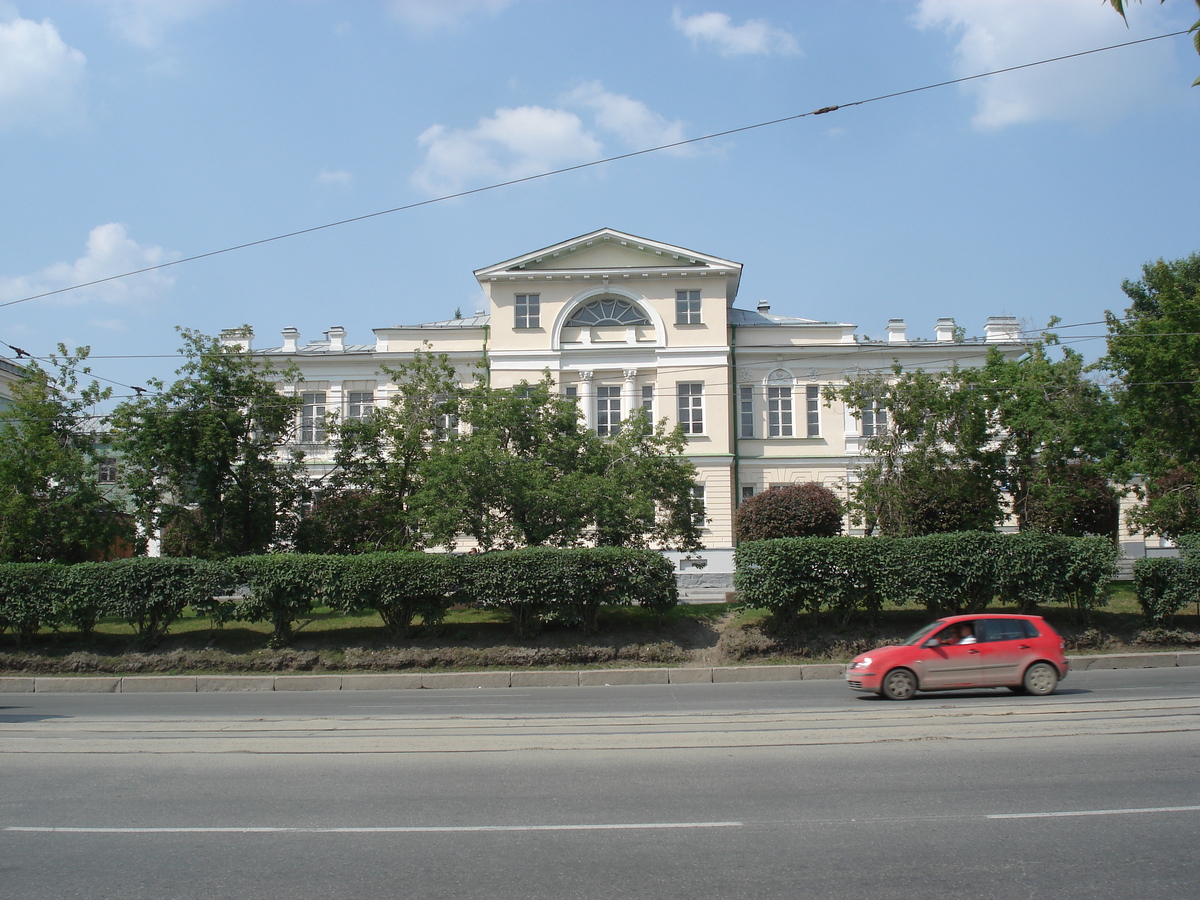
0, 29, 1188, 313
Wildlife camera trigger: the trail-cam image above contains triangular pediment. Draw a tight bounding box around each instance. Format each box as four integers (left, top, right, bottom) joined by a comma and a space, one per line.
474, 228, 742, 287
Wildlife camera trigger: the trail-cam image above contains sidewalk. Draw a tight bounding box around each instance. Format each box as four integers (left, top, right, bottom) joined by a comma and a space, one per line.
1, 651, 1196, 693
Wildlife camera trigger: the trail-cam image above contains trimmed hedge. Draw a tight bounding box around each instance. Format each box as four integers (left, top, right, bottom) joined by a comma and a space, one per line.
1132, 536, 1200, 625
734, 532, 1117, 623
0, 547, 679, 646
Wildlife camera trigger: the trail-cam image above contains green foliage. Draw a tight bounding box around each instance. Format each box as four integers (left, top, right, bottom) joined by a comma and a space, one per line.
1104, 252, 1200, 538
322, 552, 459, 637
832, 342, 1120, 539
1132, 557, 1199, 624
0, 562, 65, 646
459, 546, 678, 636
416, 375, 703, 552
0, 347, 133, 562
301, 348, 464, 553
226, 554, 336, 646
110, 328, 309, 558
581, 415, 704, 553
66, 557, 234, 647
734, 483, 844, 542
735, 532, 1116, 624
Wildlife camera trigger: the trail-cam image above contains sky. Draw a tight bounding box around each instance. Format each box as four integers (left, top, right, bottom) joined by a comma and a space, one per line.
2, 0, 1198, 401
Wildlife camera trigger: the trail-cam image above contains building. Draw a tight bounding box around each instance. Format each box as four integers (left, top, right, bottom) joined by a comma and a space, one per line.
237, 228, 1027, 582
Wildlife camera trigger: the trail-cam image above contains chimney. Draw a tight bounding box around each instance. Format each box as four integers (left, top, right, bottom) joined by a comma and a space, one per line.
220, 327, 253, 350
756, 300, 771, 313
281, 327, 300, 353
985, 316, 1021, 343
327, 325, 345, 352
935, 317, 956, 342
886, 318, 907, 343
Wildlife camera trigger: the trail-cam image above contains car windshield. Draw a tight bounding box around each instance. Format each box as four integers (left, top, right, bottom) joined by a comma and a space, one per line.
901, 622, 945, 646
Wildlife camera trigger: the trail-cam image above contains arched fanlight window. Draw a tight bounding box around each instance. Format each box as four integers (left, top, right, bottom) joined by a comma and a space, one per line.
564, 298, 650, 327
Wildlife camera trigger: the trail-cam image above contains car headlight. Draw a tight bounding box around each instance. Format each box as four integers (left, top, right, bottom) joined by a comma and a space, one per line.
849, 657, 872, 670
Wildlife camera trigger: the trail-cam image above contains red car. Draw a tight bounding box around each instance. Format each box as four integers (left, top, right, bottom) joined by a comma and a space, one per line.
845, 614, 1069, 700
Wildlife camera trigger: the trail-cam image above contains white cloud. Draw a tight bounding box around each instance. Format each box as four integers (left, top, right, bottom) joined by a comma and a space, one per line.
0, 13, 87, 132
563, 81, 690, 153
413, 105, 602, 195
671, 7, 800, 57
0, 224, 175, 308
914, 0, 1181, 130
316, 168, 353, 187
102, 0, 224, 50
389, 0, 515, 34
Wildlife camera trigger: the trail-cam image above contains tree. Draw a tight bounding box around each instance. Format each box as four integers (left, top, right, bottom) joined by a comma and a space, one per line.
1103, 251, 1200, 537
110, 328, 309, 558
1109, 0, 1200, 86
415, 374, 705, 551
416, 374, 595, 549
734, 482, 844, 542
298, 348, 463, 553
830, 366, 1007, 536
0, 347, 132, 562
579, 412, 704, 552
979, 342, 1121, 536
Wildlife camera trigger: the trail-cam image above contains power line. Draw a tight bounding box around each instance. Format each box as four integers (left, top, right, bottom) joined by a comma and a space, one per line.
0, 29, 1188, 312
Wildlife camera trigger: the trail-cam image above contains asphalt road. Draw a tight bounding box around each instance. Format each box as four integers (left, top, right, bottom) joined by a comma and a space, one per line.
2, 667, 1198, 900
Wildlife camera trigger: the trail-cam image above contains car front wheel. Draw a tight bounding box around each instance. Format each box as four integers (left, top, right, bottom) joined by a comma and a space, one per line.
880, 667, 918, 701
1022, 662, 1059, 696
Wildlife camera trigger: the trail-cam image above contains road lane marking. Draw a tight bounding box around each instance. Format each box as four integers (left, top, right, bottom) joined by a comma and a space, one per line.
3, 821, 743, 834
987, 805, 1200, 820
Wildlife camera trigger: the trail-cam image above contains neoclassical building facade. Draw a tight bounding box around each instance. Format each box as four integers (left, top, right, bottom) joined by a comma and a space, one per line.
232, 228, 1028, 577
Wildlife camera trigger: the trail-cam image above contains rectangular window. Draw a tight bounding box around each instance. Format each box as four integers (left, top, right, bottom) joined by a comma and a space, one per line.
515, 293, 540, 328
675, 289, 701, 325
861, 399, 889, 437
596, 386, 622, 436
434, 393, 458, 441
98, 457, 118, 484
691, 484, 707, 528
768, 386, 793, 437
641, 384, 654, 420
301, 392, 327, 443
806, 384, 821, 438
677, 383, 704, 434
741, 485, 755, 502
565, 385, 578, 400
739, 385, 755, 438
346, 391, 374, 421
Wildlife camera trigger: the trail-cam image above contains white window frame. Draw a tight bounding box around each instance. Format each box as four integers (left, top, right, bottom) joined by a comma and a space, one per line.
768, 386, 793, 437
806, 384, 821, 438
675, 289, 701, 325
641, 384, 654, 420
861, 399, 889, 437
596, 385, 622, 436
677, 382, 704, 434
739, 385, 755, 438
515, 293, 540, 329
691, 483, 707, 528
301, 391, 327, 444
98, 457, 118, 484
346, 391, 374, 421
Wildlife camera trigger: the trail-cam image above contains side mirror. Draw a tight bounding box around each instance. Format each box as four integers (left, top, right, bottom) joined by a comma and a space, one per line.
923, 638, 940, 648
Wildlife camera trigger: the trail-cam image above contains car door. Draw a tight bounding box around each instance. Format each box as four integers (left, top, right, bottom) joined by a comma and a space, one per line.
975, 618, 1035, 686
915, 623, 983, 689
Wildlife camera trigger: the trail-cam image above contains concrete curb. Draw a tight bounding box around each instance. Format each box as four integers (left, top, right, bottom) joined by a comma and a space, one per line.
2, 652, 1195, 693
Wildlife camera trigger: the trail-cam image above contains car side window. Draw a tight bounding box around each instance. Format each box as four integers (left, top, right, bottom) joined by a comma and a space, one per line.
974, 620, 996, 643
1021, 620, 1041, 638
979, 619, 1027, 642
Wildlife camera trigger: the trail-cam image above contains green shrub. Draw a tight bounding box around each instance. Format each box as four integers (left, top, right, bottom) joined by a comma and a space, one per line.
734, 483, 843, 541
68, 557, 235, 648
323, 552, 459, 637
0, 562, 65, 646
1133, 555, 1200, 625
227, 554, 337, 646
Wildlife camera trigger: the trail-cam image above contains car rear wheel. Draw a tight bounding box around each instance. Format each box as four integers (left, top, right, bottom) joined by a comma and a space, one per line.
880, 667, 917, 701
1023, 662, 1059, 696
